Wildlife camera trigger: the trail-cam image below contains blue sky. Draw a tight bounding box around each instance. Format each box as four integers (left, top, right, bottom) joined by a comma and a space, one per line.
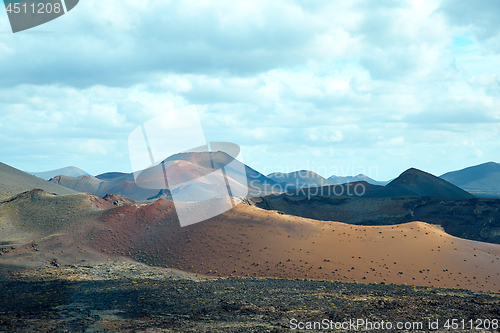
0, 0, 499, 181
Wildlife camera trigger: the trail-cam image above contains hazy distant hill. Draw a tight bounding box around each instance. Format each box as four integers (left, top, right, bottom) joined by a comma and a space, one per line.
328, 174, 390, 186
267, 170, 333, 189
0, 162, 77, 198
440, 162, 500, 198
95, 172, 129, 180
50, 175, 106, 195
28, 166, 90, 180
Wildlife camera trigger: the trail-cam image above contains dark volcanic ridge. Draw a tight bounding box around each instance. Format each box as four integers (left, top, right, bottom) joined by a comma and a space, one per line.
388, 168, 474, 199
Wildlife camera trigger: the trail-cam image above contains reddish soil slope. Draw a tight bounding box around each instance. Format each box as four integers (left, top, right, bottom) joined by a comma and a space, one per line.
87, 202, 500, 292
2, 190, 499, 292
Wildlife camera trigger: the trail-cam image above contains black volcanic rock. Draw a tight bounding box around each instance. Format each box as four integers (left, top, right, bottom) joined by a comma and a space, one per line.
1, 275, 498, 332
386, 168, 474, 199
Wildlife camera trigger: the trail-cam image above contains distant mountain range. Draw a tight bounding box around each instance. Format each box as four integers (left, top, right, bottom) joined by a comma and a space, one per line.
267, 170, 333, 189
440, 162, 500, 198
48, 152, 279, 202
28, 166, 90, 180
266, 163, 499, 198
328, 174, 391, 186
6, 158, 500, 201
267, 168, 473, 200
267, 171, 390, 189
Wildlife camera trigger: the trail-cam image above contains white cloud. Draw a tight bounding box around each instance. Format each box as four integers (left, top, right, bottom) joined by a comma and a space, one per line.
325, 131, 344, 142
462, 140, 475, 147
388, 137, 405, 146
79, 139, 108, 155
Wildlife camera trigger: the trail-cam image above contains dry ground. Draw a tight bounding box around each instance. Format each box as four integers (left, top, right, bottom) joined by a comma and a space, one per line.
0, 260, 499, 332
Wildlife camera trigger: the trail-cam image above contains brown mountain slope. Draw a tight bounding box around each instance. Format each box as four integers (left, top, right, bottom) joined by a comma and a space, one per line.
0, 189, 113, 266
1, 191, 499, 292
0, 162, 77, 198
0, 192, 500, 292
87, 203, 500, 292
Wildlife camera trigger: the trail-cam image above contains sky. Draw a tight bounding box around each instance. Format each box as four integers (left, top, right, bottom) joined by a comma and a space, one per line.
0, 0, 499, 181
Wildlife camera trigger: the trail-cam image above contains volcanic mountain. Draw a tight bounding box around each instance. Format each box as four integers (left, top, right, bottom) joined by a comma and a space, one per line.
387, 168, 474, 199
440, 162, 500, 198
1, 189, 499, 292
267, 170, 334, 189
50, 151, 278, 202
0, 162, 77, 198
28, 166, 91, 180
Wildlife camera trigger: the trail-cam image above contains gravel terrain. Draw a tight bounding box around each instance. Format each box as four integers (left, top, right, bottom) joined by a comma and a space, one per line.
0, 260, 499, 332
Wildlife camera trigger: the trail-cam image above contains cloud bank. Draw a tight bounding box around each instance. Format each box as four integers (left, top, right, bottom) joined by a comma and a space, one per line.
0, 0, 499, 179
